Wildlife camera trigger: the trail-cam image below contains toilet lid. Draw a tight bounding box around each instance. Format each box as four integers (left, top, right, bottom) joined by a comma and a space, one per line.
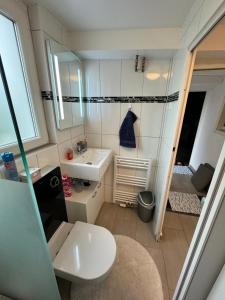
53, 222, 117, 282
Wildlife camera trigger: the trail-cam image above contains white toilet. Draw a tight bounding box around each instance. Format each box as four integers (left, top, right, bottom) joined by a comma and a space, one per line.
48, 221, 117, 284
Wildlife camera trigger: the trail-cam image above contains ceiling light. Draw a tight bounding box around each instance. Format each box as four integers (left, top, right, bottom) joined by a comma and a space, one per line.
145, 72, 160, 80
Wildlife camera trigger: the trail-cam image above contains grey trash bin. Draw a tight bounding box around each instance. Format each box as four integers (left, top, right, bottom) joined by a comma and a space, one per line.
137, 191, 155, 222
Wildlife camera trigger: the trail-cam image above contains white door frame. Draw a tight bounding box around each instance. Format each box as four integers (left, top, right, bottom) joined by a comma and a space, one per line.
174, 142, 225, 299
155, 50, 197, 240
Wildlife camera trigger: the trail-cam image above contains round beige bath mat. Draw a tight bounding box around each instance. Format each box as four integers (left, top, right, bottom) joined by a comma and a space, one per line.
71, 234, 163, 300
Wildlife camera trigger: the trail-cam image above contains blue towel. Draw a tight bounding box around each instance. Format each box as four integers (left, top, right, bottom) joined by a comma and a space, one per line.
119, 110, 137, 148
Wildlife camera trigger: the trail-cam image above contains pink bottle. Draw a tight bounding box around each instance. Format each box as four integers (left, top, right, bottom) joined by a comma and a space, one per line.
62, 175, 72, 197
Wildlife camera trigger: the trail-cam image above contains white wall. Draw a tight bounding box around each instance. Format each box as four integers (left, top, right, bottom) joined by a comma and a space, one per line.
83, 58, 172, 202
190, 79, 225, 170
68, 28, 181, 52
182, 0, 225, 49
153, 49, 190, 238
207, 264, 225, 299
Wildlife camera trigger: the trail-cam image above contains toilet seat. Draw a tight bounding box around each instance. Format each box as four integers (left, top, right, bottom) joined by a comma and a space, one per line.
52, 221, 117, 283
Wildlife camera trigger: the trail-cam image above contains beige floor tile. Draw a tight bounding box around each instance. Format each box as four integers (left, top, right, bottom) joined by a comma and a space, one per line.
56, 277, 71, 300
116, 206, 138, 222
147, 247, 170, 300
95, 202, 117, 232
96, 203, 197, 299
135, 220, 160, 249
112, 215, 137, 239
164, 211, 183, 229
169, 289, 174, 300
160, 228, 188, 290
178, 214, 199, 245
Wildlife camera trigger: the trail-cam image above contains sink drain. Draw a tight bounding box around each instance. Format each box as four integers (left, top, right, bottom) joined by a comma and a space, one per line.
86, 162, 92, 165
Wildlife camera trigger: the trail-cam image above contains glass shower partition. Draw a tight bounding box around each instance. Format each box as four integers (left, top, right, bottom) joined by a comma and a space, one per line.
0, 55, 60, 299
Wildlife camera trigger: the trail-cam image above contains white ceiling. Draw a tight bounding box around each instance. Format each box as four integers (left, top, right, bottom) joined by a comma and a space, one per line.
25, 0, 195, 31
190, 70, 225, 92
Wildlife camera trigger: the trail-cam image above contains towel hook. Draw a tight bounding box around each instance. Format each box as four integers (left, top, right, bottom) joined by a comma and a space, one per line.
128, 103, 132, 111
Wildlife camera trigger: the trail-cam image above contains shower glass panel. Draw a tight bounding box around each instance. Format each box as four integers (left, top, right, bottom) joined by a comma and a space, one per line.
0, 56, 60, 300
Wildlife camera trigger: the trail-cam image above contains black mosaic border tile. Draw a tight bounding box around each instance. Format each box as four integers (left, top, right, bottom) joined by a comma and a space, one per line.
62, 96, 80, 103
167, 91, 179, 103
41, 91, 179, 103
41, 91, 53, 100
83, 96, 168, 103
41, 91, 80, 102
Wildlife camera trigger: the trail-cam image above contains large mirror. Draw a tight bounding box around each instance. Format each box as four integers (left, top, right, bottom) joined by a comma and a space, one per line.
46, 40, 84, 130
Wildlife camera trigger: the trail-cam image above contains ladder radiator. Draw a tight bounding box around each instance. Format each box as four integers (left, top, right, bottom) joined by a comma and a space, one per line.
113, 156, 151, 205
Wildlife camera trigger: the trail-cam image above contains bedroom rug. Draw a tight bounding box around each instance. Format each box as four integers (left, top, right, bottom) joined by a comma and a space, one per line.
173, 165, 193, 175
169, 191, 201, 215
70, 235, 163, 300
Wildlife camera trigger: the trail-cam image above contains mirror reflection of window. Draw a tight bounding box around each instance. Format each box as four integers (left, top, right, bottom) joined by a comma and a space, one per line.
47, 40, 84, 130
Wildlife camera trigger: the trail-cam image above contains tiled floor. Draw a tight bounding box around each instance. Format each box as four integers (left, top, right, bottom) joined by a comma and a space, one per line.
96, 203, 198, 300
57, 203, 198, 300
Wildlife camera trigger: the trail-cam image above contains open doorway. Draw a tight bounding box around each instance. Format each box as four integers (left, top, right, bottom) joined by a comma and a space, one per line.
175, 91, 206, 167
167, 65, 225, 215
168, 67, 225, 216
160, 15, 225, 297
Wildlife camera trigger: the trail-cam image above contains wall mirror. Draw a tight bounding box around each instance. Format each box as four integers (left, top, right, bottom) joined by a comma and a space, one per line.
46, 40, 84, 130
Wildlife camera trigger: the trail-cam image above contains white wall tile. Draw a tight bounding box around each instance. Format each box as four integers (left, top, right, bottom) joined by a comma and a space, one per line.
102, 134, 120, 155
86, 134, 101, 148
83, 60, 100, 97
100, 60, 121, 96
137, 137, 159, 163
57, 139, 72, 161
119, 145, 138, 158
16, 153, 39, 172
85, 103, 101, 134
120, 103, 141, 137
101, 103, 120, 134
56, 128, 71, 144
121, 60, 143, 96
143, 59, 170, 96
104, 185, 113, 203
140, 103, 164, 137
104, 161, 114, 185
37, 145, 60, 168
70, 125, 84, 138
71, 134, 86, 153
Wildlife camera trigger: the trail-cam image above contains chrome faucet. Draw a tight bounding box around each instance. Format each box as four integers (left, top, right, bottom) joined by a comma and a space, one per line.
76, 140, 87, 154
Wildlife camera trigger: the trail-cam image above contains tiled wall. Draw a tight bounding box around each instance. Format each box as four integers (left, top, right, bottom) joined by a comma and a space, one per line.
83, 58, 172, 202
15, 123, 85, 173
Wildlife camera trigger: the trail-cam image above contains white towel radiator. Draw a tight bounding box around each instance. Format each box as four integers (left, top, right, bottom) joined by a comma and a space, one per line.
113, 156, 151, 206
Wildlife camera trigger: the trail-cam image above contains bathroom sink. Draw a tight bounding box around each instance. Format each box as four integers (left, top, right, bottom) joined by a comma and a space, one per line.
60, 148, 113, 181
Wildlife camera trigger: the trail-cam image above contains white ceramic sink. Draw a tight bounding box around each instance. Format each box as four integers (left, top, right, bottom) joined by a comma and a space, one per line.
60, 148, 113, 181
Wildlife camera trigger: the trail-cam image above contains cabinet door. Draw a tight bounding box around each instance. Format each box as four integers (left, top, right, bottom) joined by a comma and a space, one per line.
87, 188, 99, 224
97, 181, 104, 209
87, 181, 104, 224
